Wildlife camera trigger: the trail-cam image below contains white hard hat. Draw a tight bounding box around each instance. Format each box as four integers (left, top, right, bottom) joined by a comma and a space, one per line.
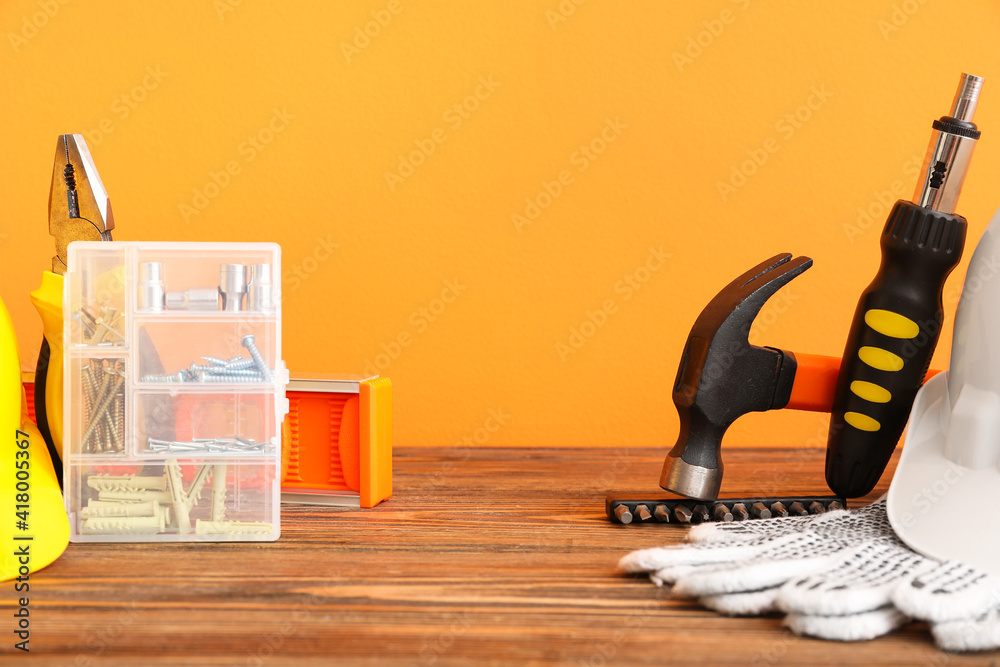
888, 206, 1000, 578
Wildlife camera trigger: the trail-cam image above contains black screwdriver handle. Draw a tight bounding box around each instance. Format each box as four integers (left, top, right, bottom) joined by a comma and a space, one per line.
826, 200, 966, 497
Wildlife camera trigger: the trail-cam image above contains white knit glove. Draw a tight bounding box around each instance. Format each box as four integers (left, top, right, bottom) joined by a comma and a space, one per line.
619, 497, 1000, 651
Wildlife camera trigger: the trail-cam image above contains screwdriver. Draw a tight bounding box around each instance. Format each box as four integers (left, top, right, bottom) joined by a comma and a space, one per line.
826, 73, 984, 498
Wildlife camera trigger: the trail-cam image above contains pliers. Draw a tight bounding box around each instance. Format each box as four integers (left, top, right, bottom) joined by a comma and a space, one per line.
32, 134, 115, 483
48, 133, 115, 273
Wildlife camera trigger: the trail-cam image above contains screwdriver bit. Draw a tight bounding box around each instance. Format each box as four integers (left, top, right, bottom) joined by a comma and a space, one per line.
692, 504, 710, 524
789, 501, 809, 516
712, 503, 733, 522
613, 505, 632, 524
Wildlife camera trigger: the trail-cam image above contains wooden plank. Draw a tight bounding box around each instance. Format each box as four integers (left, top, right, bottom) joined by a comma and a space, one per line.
3, 447, 995, 665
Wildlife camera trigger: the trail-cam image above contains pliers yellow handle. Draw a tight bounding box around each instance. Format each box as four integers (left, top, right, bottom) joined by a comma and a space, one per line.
33, 135, 115, 480
1, 295, 69, 581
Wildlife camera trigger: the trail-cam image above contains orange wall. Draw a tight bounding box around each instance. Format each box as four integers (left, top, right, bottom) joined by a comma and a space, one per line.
1, 1, 998, 450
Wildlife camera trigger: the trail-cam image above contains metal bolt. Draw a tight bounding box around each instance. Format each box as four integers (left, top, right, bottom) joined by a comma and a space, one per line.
241, 334, 272, 382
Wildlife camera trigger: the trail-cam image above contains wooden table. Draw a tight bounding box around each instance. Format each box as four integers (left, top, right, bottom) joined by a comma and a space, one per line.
9, 447, 1000, 666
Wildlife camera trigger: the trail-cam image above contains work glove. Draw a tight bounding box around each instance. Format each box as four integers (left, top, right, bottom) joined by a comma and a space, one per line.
619, 497, 1000, 651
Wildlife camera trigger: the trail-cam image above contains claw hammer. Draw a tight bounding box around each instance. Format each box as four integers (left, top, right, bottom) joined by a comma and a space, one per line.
660, 254, 842, 501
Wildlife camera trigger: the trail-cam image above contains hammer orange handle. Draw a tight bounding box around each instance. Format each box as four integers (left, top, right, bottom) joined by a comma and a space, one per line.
788, 353, 940, 413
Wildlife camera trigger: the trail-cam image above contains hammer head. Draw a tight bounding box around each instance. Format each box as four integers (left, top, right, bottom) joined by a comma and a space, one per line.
660, 254, 812, 501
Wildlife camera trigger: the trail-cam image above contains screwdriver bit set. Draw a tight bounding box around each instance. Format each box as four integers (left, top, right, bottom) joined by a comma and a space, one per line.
62, 242, 287, 542
606, 494, 847, 525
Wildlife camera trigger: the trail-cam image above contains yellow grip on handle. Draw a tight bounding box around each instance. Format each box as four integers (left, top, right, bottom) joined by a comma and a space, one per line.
0, 293, 69, 581
29, 271, 64, 460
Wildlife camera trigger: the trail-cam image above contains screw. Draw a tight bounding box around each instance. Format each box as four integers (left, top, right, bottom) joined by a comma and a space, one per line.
81, 372, 125, 448
202, 374, 265, 383
81, 363, 105, 452
213, 368, 264, 378
241, 334, 272, 382
74, 311, 96, 338
115, 394, 125, 452
102, 412, 116, 452
85, 363, 113, 451
142, 374, 176, 383
81, 368, 96, 452
145, 438, 204, 452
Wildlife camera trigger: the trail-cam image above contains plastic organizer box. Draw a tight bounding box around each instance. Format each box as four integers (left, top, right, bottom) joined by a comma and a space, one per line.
62, 241, 287, 542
